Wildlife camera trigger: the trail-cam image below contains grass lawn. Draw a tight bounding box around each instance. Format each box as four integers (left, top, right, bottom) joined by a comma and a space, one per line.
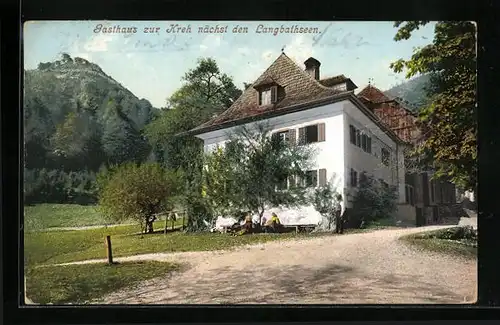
400, 227, 477, 259
24, 204, 110, 230
26, 261, 179, 304
25, 226, 321, 268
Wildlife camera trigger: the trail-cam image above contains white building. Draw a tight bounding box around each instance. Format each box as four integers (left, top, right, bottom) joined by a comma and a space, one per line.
188, 53, 408, 219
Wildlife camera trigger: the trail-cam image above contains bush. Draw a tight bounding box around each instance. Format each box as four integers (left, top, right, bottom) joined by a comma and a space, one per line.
311, 181, 342, 231
349, 172, 398, 228
419, 226, 477, 243
97, 162, 183, 233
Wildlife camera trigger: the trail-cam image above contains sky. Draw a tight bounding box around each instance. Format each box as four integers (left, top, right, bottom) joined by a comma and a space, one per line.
23, 21, 436, 108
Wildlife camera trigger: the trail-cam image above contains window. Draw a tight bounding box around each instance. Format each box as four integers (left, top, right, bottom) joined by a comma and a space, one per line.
259, 89, 272, 105
300, 170, 318, 188
380, 179, 389, 189
349, 124, 371, 153
381, 148, 390, 166
350, 168, 358, 187
276, 176, 288, 191
298, 123, 325, 145
274, 130, 290, 144
349, 125, 356, 144
355, 129, 361, 147
405, 184, 415, 206
430, 179, 436, 203
258, 86, 278, 106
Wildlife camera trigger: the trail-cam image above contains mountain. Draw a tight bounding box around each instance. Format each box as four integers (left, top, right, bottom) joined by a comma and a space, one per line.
384, 74, 432, 112
24, 54, 158, 171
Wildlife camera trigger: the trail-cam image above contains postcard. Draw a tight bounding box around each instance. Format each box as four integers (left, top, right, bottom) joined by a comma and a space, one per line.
23, 20, 477, 305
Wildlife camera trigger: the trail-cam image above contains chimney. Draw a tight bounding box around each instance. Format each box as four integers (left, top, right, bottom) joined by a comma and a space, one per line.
304, 57, 321, 80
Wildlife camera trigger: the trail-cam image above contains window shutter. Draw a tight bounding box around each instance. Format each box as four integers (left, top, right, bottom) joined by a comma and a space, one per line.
349, 125, 356, 144
288, 129, 297, 146
318, 168, 327, 187
367, 136, 372, 153
270, 86, 278, 103
298, 127, 306, 145
318, 123, 326, 142
257, 90, 261, 105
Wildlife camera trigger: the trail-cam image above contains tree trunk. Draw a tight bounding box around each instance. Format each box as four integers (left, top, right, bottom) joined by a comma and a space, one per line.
258, 209, 264, 225
145, 216, 155, 233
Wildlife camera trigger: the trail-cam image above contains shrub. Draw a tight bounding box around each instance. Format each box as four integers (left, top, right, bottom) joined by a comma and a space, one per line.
311, 180, 342, 231
350, 172, 398, 228
97, 162, 183, 233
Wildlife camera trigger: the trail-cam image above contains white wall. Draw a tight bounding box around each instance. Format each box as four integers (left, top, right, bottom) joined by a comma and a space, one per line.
342, 101, 404, 204
197, 98, 406, 211
197, 100, 347, 203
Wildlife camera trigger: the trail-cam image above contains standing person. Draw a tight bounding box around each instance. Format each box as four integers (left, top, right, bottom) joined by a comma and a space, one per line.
334, 194, 343, 234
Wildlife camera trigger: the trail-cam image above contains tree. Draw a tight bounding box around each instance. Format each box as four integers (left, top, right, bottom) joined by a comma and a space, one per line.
207, 123, 316, 224
390, 21, 476, 191
97, 163, 183, 233
350, 172, 398, 228
311, 178, 342, 231
145, 57, 242, 170
102, 99, 150, 166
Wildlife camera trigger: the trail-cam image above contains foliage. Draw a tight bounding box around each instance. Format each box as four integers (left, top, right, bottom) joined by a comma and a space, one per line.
205, 123, 315, 223
26, 261, 179, 304
144, 58, 244, 230
311, 179, 342, 231
202, 146, 234, 220
24, 53, 155, 173
384, 74, 433, 112
390, 21, 477, 191
350, 173, 398, 228
97, 163, 183, 233
145, 57, 242, 170
24, 168, 98, 205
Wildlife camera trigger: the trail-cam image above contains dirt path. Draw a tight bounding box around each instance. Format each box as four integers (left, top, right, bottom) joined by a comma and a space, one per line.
84, 225, 476, 305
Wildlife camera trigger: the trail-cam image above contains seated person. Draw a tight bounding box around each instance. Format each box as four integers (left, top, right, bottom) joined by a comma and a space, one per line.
264, 212, 282, 233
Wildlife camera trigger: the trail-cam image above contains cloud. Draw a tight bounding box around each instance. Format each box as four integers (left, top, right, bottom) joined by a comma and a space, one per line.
237, 47, 251, 56
83, 34, 116, 52
199, 35, 222, 52
284, 35, 314, 65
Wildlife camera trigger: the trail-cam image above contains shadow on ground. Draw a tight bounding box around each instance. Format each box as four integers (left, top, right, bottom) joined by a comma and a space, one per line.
99, 262, 465, 305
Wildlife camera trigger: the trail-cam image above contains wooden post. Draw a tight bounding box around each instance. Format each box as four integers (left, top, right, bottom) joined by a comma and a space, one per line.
182, 212, 186, 230
167, 214, 169, 235
105, 235, 113, 265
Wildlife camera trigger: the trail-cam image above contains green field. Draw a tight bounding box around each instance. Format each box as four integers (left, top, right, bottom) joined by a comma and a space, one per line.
23, 203, 348, 304
24, 204, 109, 230
26, 261, 179, 304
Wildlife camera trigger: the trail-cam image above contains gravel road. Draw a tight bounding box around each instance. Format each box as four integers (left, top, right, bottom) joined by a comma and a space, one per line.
85, 225, 476, 305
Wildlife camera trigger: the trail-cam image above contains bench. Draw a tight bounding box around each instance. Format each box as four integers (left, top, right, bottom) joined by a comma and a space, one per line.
283, 224, 317, 233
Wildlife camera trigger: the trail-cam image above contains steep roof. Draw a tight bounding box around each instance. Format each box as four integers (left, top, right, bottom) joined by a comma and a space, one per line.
357, 84, 392, 103
319, 74, 348, 87
357, 84, 417, 117
189, 53, 345, 135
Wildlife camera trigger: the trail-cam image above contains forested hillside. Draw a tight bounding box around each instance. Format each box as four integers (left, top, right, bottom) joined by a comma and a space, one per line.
384, 74, 432, 112
24, 54, 158, 204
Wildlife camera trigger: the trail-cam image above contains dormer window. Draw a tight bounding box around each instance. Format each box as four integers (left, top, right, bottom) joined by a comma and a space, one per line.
258, 86, 277, 106
253, 77, 280, 106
